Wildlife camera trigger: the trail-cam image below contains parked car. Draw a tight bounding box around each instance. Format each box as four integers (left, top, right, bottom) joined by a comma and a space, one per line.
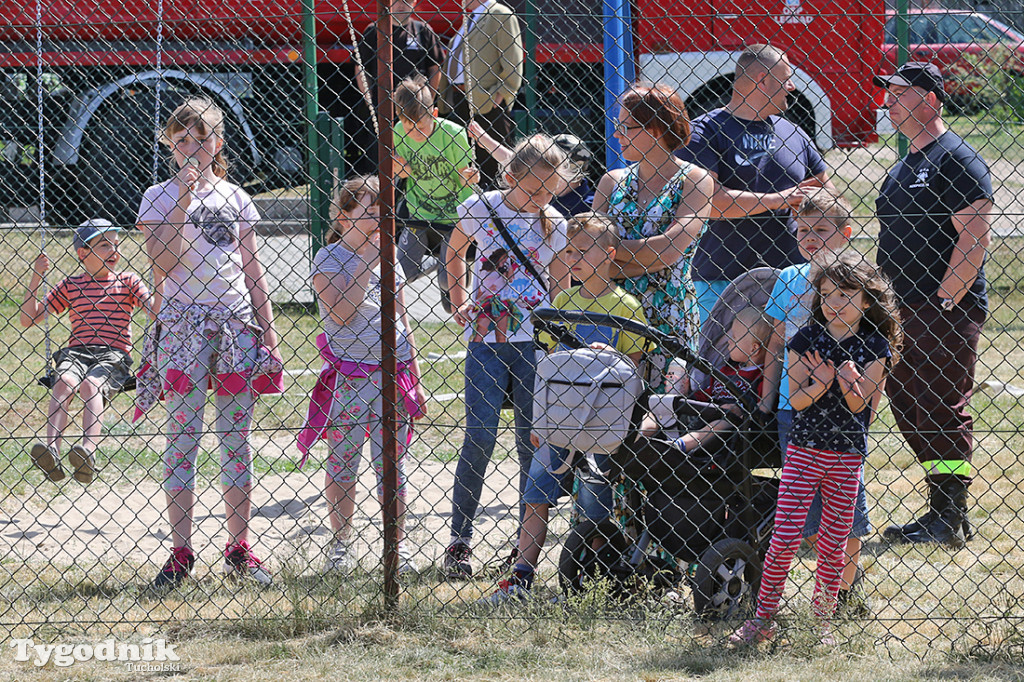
881, 9, 1024, 110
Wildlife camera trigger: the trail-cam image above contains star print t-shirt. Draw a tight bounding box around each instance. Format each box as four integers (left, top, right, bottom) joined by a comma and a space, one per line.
458, 190, 567, 344
786, 323, 891, 456
138, 178, 259, 309
678, 108, 826, 281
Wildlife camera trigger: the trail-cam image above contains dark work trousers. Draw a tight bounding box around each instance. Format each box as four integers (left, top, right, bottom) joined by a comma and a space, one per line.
446, 86, 514, 191
886, 299, 986, 482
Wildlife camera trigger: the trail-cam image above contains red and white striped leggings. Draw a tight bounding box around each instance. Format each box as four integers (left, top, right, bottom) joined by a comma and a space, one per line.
756, 444, 863, 622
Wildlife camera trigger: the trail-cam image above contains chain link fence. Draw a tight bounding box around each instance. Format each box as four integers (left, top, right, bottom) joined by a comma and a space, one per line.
1, 0, 1023, 657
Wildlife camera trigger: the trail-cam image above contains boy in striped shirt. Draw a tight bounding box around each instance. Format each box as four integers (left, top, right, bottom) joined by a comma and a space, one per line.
20, 219, 154, 483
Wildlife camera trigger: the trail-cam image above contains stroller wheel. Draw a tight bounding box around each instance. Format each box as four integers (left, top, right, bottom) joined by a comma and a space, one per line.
558, 519, 628, 596
692, 538, 761, 621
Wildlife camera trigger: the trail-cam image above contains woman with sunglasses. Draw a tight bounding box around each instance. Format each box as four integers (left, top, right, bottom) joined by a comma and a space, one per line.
593, 82, 714, 384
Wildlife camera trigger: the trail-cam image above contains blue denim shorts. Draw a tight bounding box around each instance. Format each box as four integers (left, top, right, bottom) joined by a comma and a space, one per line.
522, 445, 613, 521
778, 409, 872, 538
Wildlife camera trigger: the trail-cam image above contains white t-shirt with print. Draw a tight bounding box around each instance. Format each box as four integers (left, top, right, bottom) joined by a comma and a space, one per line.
137, 178, 259, 308
457, 190, 567, 344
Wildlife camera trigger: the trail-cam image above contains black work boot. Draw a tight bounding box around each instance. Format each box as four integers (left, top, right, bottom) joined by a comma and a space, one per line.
883, 478, 938, 544
904, 477, 968, 548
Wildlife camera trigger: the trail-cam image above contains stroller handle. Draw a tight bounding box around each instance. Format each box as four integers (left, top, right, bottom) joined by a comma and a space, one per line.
530, 309, 757, 414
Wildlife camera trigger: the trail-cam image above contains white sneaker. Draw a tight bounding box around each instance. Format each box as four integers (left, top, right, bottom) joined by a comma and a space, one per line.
397, 543, 420, 576
324, 538, 356, 574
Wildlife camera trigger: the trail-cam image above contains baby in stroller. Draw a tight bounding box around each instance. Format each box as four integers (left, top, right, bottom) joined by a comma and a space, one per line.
641, 307, 770, 454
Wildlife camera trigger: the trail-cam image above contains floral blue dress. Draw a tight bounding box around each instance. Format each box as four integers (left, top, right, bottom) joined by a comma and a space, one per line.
607, 162, 706, 387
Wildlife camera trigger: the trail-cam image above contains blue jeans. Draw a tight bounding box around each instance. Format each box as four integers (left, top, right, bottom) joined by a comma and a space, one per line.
450, 341, 538, 541
694, 280, 731, 329
777, 409, 872, 538
522, 445, 614, 522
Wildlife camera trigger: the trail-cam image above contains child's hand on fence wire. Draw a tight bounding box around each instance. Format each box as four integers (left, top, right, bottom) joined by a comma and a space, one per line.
530, 431, 540, 448
806, 350, 836, 388
837, 359, 865, 400
459, 165, 480, 187
32, 253, 49, 278
393, 155, 410, 178
467, 121, 484, 142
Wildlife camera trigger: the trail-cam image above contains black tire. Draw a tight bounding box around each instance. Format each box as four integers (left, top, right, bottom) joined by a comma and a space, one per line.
558, 518, 629, 595
691, 537, 761, 620
69, 83, 254, 226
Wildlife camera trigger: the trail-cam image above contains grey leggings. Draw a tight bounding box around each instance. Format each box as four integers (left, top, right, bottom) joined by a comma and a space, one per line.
325, 370, 409, 498
161, 336, 255, 492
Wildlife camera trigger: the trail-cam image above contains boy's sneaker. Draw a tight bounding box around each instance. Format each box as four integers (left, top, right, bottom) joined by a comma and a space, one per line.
152, 546, 196, 590
223, 540, 272, 588
478, 578, 531, 606
30, 442, 65, 482
728, 618, 778, 646
324, 538, 356, 574
443, 540, 473, 578
67, 444, 95, 484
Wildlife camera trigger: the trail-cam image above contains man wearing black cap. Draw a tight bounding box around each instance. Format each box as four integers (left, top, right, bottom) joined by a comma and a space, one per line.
873, 62, 993, 547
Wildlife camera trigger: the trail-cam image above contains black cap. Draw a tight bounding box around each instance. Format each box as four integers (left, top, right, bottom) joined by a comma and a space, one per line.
552, 134, 592, 169
873, 62, 946, 102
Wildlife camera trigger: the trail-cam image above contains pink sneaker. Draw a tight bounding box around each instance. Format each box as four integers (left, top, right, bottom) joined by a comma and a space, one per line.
729, 618, 778, 645
223, 540, 272, 587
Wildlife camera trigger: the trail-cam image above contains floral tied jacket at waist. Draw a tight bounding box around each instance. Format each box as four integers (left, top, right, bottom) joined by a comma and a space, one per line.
296, 333, 422, 467
133, 298, 283, 421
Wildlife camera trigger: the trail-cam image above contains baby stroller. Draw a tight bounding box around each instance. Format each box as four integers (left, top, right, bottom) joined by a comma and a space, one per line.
530, 269, 783, 619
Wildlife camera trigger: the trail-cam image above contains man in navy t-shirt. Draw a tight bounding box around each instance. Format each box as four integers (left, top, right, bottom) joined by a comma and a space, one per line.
874, 62, 993, 548
678, 44, 834, 326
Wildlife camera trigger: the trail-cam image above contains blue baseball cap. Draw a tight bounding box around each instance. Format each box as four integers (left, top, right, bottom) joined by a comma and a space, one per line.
73, 219, 120, 249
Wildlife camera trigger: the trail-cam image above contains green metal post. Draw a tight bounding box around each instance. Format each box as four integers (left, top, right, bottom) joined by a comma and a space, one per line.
315, 112, 336, 250
301, 0, 325, 256
518, 0, 538, 135
896, 0, 909, 157
332, 114, 345, 181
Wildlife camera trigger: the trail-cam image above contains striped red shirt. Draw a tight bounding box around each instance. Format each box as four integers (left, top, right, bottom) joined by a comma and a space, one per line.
44, 271, 150, 353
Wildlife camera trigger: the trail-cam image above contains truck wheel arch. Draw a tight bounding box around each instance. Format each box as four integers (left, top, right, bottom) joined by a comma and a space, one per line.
52, 70, 261, 168
639, 51, 834, 151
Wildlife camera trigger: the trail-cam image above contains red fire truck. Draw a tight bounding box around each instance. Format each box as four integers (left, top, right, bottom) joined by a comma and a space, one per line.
0, 0, 883, 225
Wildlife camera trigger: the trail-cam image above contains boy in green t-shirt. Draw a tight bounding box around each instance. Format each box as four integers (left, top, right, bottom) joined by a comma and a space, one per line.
481, 212, 648, 605
393, 77, 478, 308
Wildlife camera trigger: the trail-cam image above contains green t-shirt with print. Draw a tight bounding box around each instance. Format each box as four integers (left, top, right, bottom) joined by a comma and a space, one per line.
394, 117, 475, 224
